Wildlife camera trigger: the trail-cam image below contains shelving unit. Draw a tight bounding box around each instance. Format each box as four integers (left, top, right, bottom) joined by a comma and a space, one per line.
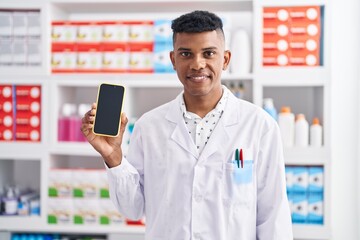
0, 0, 331, 239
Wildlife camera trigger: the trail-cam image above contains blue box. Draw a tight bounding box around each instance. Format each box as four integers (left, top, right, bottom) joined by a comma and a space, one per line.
292, 167, 309, 193
285, 166, 294, 193
308, 167, 324, 193
307, 193, 324, 224
153, 42, 174, 73
291, 193, 307, 224
154, 19, 173, 43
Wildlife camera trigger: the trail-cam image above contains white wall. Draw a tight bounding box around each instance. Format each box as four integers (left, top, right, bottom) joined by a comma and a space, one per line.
330, 0, 359, 239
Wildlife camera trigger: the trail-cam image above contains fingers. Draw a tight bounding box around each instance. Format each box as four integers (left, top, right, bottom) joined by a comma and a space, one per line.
119, 112, 128, 137
80, 103, 96, 138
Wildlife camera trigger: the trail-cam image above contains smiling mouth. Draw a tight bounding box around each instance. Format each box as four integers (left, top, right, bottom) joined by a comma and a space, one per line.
187, 75, 210, 83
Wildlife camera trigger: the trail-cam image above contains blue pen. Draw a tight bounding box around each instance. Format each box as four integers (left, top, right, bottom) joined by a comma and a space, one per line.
235, 148, 240, 168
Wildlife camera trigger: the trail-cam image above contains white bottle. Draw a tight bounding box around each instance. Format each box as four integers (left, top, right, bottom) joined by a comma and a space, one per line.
278, 106, 295, 147
230, 29, 251, 74
263, 98, 278, 120
310, 117, 323, 147
295, 114, 309, 147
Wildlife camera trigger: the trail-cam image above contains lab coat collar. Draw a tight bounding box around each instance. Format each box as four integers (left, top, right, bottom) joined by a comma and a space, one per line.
166, 86, 239, 161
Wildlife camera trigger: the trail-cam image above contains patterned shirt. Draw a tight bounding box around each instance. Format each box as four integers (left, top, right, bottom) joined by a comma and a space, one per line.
180, 86, 229, 154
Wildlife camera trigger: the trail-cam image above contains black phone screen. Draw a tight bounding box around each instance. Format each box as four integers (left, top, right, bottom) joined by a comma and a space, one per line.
93, 83, 125, 137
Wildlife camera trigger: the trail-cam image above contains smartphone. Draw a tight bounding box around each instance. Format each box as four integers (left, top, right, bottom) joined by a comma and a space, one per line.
93, 83, 125, 137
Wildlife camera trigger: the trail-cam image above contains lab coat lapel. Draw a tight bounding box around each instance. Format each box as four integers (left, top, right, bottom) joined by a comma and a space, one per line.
166, 95, 199, 159
198, 93, 239, 162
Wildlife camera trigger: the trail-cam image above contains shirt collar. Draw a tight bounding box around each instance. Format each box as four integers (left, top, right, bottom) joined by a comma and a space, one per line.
180, 85, 229, 119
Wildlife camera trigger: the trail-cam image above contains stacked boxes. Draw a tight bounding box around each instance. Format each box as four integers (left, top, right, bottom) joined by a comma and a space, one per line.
286, 166, 324, 224
48, 169, 125, 226
263, 6, 322, 66
0, 85, 14, 140
51, 20, 174, 73
0, 10, 41, 67
0, 84, 41, 142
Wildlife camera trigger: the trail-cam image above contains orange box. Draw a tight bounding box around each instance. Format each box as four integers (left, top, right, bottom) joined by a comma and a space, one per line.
263, 34, 290, 53
263, 7, 290, 25
289, 6, 321, 22
263, 51, 290, 66
290, 21, 321, 38
289, 51, 319, 66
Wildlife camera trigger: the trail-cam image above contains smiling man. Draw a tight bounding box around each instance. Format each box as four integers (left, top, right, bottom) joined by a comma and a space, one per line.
82, 10, 293, 240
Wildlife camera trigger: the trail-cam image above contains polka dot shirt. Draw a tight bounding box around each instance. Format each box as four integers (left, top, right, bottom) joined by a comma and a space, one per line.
180, 86, 229, 154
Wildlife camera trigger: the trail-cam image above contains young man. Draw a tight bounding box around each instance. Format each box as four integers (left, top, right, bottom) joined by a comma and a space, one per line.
82, 10, 293, 240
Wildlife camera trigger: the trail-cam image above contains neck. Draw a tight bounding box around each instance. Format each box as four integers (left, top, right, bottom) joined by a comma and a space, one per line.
184, 87, 223, 118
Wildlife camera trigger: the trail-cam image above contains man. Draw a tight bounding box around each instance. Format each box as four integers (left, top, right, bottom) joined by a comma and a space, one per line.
82, 10, 293, 240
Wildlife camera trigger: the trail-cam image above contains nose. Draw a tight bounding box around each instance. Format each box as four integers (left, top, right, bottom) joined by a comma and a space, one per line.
190, 55, 206, 70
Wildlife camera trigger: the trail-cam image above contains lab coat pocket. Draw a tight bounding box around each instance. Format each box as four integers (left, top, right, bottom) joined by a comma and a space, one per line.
222, 160, 255, 204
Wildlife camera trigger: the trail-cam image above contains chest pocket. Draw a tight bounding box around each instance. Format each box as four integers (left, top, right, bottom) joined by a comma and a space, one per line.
222, 148, 255, 206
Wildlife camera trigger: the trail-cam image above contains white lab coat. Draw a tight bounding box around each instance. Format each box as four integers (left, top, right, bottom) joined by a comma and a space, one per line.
106, 88, 293, 240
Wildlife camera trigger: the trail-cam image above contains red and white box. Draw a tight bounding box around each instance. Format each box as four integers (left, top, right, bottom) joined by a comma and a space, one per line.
15, 85, 41, 142
51, 43, 77, 73
52, 21, 78, 43
128, 43, 154, 73
102, 43, 129, 73
76, 43, 102, 72
76, 21, 103, 43
0, 85, 14, 141
101, 21, 129, 43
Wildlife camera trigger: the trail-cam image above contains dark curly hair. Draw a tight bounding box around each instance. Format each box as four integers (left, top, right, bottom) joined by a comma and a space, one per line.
171, 10, 225, 44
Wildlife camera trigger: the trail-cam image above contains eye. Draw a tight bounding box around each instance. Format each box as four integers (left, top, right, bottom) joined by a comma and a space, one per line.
204, 51, 215, 57
180, 52, 191, 57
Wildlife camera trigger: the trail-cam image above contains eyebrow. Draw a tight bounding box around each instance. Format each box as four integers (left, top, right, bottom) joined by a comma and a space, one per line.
176, 47, 218, 51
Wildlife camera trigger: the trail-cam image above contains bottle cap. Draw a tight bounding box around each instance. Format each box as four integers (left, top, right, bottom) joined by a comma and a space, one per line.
78, 104, 91, 117
280, 106, 291, 113
62, 103, 76, 117
296, 113, 305, 121
313, 117, 320, 125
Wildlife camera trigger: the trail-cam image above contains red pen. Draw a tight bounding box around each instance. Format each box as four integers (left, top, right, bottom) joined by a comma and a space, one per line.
240, 148, 244, 168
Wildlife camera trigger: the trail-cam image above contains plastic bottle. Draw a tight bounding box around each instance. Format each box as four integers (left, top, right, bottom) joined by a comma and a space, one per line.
73, 103, 91, 142
230, 29, 251, 74
295, 114, 309, 147
2, 186, 18, 215
278, 106, 295, 147
58, 103, 76, 141
263, 98, 278, 120
310, 117, 323, 147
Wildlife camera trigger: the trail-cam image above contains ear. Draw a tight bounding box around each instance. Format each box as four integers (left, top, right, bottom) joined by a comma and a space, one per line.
170, 51, 176, 70
222, 50, 231, 70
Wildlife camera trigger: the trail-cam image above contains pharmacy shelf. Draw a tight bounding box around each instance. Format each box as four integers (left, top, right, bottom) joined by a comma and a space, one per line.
292, 224, 330, 240
51, 73, 253, 87
0, 218, 145, 235
49, 0, 253, 14
49, 142, 101, 156
284, 147, 329, 165
0, 143, 47, 160
255, 68, 328, 87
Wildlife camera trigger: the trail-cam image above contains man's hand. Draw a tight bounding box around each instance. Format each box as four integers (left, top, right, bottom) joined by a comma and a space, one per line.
81, 102, 128, 167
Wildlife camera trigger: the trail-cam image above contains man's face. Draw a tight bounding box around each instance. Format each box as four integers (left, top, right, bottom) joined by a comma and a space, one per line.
170, 30, 231, 98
